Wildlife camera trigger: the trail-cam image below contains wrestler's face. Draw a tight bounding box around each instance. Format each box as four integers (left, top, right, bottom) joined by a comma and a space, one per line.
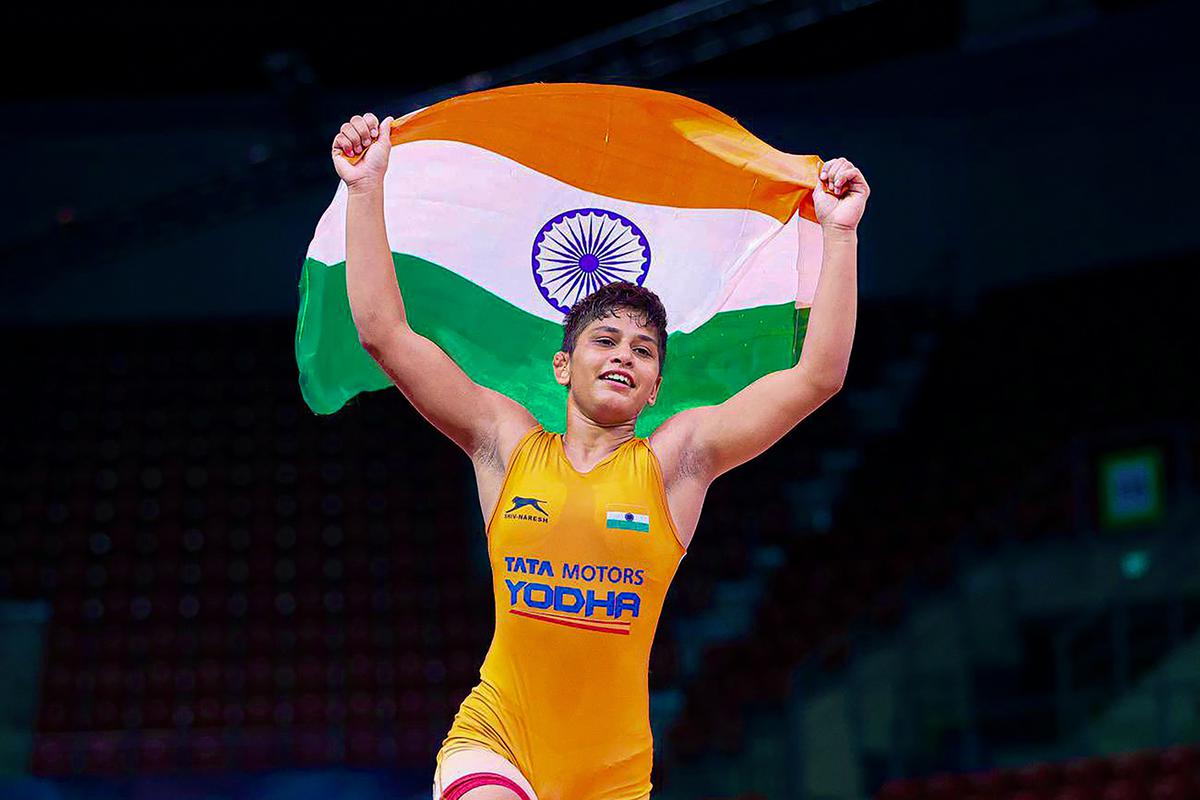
554, 308, 663, 424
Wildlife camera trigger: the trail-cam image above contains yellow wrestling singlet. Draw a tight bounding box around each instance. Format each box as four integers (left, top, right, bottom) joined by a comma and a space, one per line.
437, 424, 688, 799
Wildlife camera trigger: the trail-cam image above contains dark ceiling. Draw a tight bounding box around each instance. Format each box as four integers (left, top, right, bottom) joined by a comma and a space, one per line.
7, 0, 1173, 100
11, 1, 678, 99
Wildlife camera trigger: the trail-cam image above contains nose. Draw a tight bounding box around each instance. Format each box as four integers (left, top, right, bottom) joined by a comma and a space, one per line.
611, 349, 633, 366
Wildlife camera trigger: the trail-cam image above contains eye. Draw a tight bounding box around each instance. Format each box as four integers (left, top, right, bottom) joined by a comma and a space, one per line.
596, 337, 615, 345
635, 347, 652, 357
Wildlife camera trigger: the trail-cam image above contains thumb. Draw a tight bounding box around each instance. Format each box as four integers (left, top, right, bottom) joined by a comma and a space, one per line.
374, 116, 395, 152
369, 116, 396, 160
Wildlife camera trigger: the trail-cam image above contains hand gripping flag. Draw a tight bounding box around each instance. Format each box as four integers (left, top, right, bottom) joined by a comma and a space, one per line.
296, 82, 825, 435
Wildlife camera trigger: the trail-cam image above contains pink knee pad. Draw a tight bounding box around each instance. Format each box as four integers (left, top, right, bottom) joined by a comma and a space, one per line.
440, 771, 531, 800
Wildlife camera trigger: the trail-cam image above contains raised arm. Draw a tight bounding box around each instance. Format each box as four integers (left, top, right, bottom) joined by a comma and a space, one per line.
652, 158, 869, 481
332, 112, 536, 457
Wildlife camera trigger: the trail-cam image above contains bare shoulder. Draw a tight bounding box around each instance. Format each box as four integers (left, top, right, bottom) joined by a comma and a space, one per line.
647, 406, 716, 491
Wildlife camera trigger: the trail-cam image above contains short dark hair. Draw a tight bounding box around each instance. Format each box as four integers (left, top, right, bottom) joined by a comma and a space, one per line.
561, 281, 668, 372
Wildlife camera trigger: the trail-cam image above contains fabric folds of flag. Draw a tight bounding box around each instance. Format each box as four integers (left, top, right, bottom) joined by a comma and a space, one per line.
296, 82, 825, 435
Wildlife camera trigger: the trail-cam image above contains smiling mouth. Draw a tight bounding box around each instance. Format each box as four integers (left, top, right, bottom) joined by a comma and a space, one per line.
599, 372, 635, 388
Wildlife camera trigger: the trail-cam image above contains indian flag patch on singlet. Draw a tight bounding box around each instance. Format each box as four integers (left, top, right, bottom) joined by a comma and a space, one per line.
606, 506, 651, 533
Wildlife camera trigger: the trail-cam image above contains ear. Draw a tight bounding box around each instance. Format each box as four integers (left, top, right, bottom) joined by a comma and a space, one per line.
646, 374, 663, 406
553, 351, 571, 388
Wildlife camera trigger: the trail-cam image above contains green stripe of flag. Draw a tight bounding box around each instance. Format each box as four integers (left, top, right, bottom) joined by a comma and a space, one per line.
296, 254, 808, 435
607, 519, 651, 532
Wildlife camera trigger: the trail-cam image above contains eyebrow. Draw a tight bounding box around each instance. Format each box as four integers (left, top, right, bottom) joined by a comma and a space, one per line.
595, 325, 658, 345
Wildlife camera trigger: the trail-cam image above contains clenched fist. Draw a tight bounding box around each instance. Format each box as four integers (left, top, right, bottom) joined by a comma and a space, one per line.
814, 157, 870, 233
331, 112, 394, 192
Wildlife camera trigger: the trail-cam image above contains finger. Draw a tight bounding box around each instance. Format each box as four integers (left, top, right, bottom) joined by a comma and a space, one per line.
826, 161, 844, 193
819, 164, 835, 192
820, 157, 841, 180
836, 162, 860, 193
341, 123, 362, 153
363, 112, 379, 137
335, 132, 358, 158
824, 158, 844, 188
350, 115, 372, 146
835, 165, 857, 193
835, 167, 864, 193
348, 120, 364, 151
332, 133, 352, 155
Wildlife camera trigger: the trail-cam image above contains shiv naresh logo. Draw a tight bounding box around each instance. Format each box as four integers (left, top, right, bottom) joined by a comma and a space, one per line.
504, 496, 550, 523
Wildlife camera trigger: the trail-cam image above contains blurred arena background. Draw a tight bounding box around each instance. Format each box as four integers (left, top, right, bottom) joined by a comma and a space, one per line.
2, 0, 1198, 797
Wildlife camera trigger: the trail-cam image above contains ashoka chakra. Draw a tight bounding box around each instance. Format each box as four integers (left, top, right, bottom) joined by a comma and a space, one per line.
531, 208, 651, 314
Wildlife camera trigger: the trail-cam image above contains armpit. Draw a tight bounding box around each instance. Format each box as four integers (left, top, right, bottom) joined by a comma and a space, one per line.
472, 432, 505, 475
665, 443, 710, 492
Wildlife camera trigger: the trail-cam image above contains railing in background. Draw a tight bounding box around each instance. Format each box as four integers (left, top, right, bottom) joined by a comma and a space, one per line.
877, 424, 1199, 780
690, 423, 1200, 798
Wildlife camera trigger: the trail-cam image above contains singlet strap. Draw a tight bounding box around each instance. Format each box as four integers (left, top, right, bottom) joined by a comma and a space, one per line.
440, 771, 532, 800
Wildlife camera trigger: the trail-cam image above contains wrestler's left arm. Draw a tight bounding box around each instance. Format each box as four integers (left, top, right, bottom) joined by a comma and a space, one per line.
653, 158, 869, 481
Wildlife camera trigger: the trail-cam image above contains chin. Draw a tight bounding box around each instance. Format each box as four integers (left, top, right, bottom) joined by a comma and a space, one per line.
581, 392, 645, 423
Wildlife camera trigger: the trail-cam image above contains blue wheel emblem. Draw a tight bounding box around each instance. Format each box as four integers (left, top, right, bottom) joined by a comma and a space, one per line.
532, 208, 651, 314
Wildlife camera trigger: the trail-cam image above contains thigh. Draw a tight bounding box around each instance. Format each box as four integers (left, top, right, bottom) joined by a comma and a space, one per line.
432, 745, 538, 800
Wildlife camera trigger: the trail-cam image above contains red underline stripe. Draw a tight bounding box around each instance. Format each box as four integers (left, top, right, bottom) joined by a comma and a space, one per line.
509, 609, 631, 635
531, 608, 633, 626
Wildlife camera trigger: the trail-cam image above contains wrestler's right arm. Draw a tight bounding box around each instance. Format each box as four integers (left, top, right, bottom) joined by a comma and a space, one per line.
333, 112, 536, 458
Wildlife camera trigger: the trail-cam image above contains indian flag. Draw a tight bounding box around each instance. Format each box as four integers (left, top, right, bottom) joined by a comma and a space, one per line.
296, 82, 825, 435
606, 509, 651, 533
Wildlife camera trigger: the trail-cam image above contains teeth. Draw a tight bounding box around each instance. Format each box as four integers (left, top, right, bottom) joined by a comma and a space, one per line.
602, 373, 631, 386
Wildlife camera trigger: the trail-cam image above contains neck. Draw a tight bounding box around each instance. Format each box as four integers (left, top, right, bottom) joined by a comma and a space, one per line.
562, 394, 637, 470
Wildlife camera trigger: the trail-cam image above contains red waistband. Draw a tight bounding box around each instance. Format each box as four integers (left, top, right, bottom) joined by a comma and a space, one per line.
440, 771, 532, 800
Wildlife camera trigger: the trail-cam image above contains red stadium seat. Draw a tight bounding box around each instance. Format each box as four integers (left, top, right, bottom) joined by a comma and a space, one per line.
194, 696, 223, 727
1158, 746, 1198, 778
1011, 790, 1048, 800
32, 736, 69, 775
1053, 786, 1099, 800
244, 695, 274, 727
83, 734, 126, 772
877, 778, 922, 800
295, 692, 325, 725
187, 733, 226, 771
1112, 751, 1159, 783
1065, 757, 1113, 790
239, 730, 276, 771
345, 726, 379, 766
1149, 775, 1192, 800
1101, 778, 1149, 800
135, 732, 176, 774
295, 728, 335, 766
